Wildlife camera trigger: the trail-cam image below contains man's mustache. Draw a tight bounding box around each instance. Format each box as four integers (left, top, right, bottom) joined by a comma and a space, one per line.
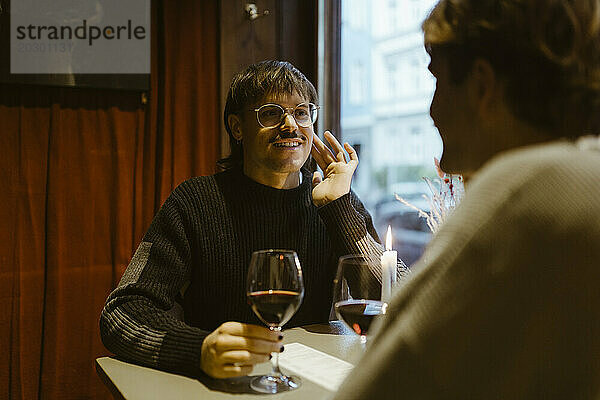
270, 131, 306, 142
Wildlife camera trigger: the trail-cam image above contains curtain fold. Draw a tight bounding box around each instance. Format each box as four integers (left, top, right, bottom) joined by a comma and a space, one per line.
0, 0, 220, 398
151, 0, 220, 202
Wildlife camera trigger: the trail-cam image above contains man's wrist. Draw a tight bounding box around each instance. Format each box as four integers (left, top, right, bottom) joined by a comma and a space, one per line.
314, 192, 347, 207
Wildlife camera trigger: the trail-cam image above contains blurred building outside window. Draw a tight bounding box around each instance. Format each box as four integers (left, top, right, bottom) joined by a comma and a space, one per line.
340, 0, 442, 266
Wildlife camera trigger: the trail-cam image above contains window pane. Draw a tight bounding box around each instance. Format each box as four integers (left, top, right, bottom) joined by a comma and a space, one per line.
341, 0, 441, 266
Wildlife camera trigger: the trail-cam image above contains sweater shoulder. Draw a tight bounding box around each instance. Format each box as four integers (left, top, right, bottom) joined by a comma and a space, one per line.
167, 174, 222, 204
450, 141, 600, 238
473, 141, 599, 190
175, 174, 219, 193
149, 175, 225, 227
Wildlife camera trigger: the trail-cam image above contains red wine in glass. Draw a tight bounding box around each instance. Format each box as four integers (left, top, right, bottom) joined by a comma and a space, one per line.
334, 299, 386, 337
333, 254, 388, 344
246, 249, 304, 394
247, 290, 302, 327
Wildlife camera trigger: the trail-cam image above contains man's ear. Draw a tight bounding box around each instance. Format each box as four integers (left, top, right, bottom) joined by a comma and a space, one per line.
228, 114, 243, 141
470, 58, 502, 118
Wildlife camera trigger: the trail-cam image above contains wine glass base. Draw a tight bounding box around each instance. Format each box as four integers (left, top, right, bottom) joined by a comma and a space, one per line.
250, 374, 301, 394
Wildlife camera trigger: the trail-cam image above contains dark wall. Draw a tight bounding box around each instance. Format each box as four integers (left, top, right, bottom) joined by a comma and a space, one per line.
218, 0, 318, 157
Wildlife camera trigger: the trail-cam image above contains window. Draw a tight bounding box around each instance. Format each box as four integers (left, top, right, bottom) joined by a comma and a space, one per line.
387, 0, 398, 35
410, 56, 421, 91
338, 0, 442, 266
348, 61, 367, 104
410, 0, 423, 22
387, 62, 398, 99
343, 0, 368, 30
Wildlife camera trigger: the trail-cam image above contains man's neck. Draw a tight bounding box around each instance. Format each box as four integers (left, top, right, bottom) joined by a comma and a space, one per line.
243, 167, 302, 189
464, 121, 556, 184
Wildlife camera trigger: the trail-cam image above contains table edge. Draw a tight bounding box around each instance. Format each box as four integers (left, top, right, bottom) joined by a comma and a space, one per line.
96, 358, 127, 400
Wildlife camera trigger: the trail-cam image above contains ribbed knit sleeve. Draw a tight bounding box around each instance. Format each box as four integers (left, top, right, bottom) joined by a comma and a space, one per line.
318, 191, 409, 277
318, 192, 376, 252
99, 183, 207, 377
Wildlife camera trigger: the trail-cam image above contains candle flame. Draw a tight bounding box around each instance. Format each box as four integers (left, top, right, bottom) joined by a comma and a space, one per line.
385, 225, 393, 251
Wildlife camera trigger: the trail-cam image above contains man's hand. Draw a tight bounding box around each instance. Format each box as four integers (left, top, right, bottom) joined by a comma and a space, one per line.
200, 322, 283, 379
311, 131, 358, 207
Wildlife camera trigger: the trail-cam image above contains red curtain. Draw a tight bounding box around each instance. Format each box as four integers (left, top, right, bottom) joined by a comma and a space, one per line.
0, 1, 220, 398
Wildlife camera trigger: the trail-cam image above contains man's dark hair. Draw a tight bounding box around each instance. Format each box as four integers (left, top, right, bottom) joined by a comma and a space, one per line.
423, 0, 600, 138
218, 60, 318, 170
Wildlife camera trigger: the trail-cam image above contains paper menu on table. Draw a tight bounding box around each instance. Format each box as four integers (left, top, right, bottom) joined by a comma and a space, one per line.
278, 342, 355, 392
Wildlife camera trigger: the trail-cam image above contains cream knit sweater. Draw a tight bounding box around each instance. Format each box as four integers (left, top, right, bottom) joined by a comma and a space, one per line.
335, 139, 600, 399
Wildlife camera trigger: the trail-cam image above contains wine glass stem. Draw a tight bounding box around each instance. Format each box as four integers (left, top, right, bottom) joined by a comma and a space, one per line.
271, 352, 282, 377
270, 326, 283, 377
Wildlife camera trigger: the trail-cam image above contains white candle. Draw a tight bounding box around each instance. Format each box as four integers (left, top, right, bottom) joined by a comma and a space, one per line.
381, 226, 397, 304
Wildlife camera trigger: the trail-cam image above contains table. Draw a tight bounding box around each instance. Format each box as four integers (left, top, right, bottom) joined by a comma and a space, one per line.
96, 322, 363, 399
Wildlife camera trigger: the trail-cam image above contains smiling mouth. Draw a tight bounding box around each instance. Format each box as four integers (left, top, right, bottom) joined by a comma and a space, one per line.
272, 139, 304, 148
274, 142, 301, 148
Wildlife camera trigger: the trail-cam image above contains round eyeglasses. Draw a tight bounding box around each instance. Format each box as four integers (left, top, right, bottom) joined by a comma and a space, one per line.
253, 102, 319, 128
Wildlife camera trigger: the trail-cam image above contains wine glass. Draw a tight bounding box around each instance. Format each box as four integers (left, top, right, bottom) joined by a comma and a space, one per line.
246, 249, 305, 393
333, 254, 388, 344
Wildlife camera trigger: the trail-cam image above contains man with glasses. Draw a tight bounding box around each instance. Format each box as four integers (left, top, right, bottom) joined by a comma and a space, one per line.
100, 60, 404, 379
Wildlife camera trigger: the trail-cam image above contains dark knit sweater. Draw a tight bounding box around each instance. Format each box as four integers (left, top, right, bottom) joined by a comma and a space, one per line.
100, 167, 389, 376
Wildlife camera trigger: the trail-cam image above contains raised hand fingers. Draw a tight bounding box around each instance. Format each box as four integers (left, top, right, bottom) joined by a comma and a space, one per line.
311, 142, 328, 172
312, 131, 335, 159
344, 142, 358, 162
312, 132, 336, 170
344, 143, 359, 172
324, 130, 345, 156
313, 130, 355, 170
312, 171, 323, 189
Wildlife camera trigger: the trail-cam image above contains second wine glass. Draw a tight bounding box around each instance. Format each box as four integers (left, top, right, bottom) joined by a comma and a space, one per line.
333, 254, 388, 344
246, 249, 304, 394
